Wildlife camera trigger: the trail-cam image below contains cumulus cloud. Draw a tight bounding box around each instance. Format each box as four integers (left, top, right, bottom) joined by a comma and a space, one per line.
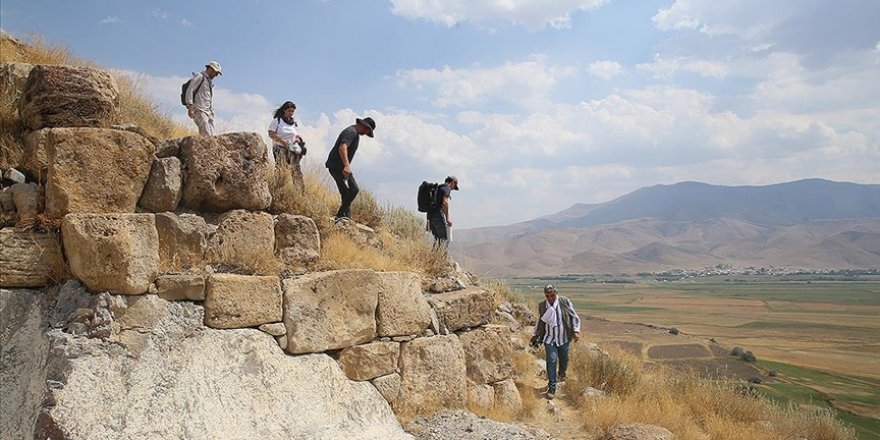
636, 53, 728, 80
396, 57, 575, 109
390, 0, 609, 31
586, 60, 623, 80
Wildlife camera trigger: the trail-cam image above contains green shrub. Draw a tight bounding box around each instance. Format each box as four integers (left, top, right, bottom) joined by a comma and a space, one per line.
740, 351, 757, 362
669, 327, 680, 335
731, 347, 744, 357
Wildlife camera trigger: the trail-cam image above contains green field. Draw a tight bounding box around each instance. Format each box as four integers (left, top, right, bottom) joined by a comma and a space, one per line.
505, 274, 880, 439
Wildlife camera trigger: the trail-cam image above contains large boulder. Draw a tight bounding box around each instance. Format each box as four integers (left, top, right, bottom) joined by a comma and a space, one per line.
491, 379, 522, 419
61, 213, 159, 294
458, 325, 514, 384
426, 287, 495, 333
155, 212, 212, 271
274, 213, 320, 269
204, 274, 282, 329
18, 64, 119, 130
0, 286, 412, 440
206, 210, 276, 274
467, 383, 495, 417
282, 270, 380, 354
395, 335, 467, 417
337, 341, 400, 381
0, 229, 62, 287
138, 157, 182, 212
179, 132, 272, 212
43, 128, 156, 218
376, 272, 432, 337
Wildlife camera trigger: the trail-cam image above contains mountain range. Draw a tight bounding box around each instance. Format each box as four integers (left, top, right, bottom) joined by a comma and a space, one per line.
451, 179, 880, 275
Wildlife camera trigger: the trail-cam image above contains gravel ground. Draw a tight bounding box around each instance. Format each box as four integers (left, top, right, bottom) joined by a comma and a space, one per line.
408, 410, 556, 440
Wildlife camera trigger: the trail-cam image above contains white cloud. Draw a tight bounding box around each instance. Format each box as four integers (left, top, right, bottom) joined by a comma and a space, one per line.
390, 0, 609, 32
586, 60, 623, 80
152, 9, 168, 20
636, 53, 728, 79
652, 0, 780, 39
396, 57, 575, 109
180, 19, 192, 27
100, 16, 120, 25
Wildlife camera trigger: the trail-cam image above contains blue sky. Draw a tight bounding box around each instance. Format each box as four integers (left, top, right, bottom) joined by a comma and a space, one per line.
2, 0, 878, 228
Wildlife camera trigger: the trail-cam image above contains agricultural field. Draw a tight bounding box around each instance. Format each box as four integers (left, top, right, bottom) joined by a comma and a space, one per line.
506, 274, 880, 439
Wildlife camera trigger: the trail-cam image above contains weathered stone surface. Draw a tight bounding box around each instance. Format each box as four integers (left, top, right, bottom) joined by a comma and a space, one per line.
376, 271, 432, 337
62, 214, 159, 294
395, 335, 467, 416
459, 325, 514, 384
0, 229, 62, 287
274, 213, 320, 268
204, 274, 282, 329
468, 383, 495, 417
424, 273, 467, 293
283, 270, 380, 354
371, 373, 401, 405
426, 287, 495, 333
338, 341, 400, 381
0, 187, 14, 211
259, 322, 286, 336
10, 182, 43, 221
333, 217, 383, 249
0, 286, 412, 440
0, 62, 33, 102
492, 379, 522, 418
111, 123, 160, 148
510, 302, 536, 327
155, 212, 211, 271
139, 157, 182, 212
155, 274, 205, 301
18, 64, 119, 130
606, 423, 675, 440
155, 138, 180, 158
21, 128, 50, 183
179, 132, 272, 212
206, 210, 276, 273
43, 128, 155, 218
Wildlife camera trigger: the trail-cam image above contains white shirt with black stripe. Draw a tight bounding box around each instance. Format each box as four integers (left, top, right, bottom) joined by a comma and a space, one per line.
541, 298, 581, 346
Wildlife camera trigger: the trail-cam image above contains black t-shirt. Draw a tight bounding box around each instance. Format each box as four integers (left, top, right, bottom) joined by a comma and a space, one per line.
325, 125, 359, 170
430, 184, 452, 214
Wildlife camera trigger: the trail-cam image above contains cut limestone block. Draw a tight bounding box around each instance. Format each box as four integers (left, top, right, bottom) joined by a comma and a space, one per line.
203, 274, 282, 329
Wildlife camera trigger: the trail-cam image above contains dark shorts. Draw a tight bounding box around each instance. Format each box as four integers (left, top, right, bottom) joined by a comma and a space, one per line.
428, 211, 447, 240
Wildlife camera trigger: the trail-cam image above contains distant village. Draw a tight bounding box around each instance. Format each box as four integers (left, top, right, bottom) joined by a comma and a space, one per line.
645, 265, 879, 281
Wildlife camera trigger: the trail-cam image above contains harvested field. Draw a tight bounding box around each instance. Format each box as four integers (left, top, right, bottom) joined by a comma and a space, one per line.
646, 343, 710, 359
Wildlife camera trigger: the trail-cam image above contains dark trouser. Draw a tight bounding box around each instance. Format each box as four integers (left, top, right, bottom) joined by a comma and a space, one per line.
545, 341, 570, 390
328, 167, 359, 219
427, 210, 447, 241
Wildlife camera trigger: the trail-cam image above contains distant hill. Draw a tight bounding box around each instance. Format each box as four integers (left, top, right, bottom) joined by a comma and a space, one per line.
452, 179, 880, 275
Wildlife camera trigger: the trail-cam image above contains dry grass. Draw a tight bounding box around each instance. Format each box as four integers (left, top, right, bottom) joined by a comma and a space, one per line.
557, 349, 858, 440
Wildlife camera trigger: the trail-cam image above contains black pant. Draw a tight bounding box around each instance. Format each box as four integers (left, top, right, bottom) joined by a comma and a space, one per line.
328, 168, 359, 219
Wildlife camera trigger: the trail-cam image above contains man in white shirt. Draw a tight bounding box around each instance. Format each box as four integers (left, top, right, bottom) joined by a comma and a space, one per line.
530, 284, 581, 399
184, 61, 222, 135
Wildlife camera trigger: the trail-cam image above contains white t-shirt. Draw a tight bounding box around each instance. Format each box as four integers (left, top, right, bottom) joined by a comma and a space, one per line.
268, 117, 300, 151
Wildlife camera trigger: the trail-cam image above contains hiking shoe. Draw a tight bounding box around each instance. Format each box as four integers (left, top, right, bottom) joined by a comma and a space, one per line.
547, 387, 556, 400
558, 375, 567, 384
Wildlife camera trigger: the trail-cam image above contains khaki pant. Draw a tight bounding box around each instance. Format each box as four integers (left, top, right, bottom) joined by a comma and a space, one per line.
193, 111, 214, 136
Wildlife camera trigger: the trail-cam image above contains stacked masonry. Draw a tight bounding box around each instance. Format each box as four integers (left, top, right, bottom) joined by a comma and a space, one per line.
0, 61, 521, 439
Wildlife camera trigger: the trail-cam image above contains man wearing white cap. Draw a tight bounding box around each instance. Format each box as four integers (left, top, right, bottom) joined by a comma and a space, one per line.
184, 61, 222, 135
530, 284, 581, 399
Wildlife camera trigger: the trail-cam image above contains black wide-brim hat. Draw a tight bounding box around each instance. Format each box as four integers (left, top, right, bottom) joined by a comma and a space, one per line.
356, 117, 376, 138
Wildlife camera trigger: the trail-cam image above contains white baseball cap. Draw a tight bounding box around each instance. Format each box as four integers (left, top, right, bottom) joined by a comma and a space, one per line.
205, 61, 222, 75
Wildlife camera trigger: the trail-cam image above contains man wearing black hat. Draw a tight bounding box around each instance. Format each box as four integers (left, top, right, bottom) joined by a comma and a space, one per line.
427, 176, 460, 247
325, 116, 376, 221
530, 284, 581, 399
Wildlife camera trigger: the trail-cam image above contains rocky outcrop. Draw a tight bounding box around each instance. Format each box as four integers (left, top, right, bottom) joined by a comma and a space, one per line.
605, 423, 675, 440
139, 157, 182, 212
427, 287, 495, 333
395, 335, 467, 416
179, 133, 272, 212
377, 271, 432, 337
18, 65, 119, 130
0, 229, 62, 287
0, 284, 413, 440
61, 213, 159, 294
274, 213, 320, 268
155, 212, 212, 271
203, 274, 282, 329
333, 217, 383, 249
43, 127, 156, 218
282, 270, 380, 354
206, 210, 276, 273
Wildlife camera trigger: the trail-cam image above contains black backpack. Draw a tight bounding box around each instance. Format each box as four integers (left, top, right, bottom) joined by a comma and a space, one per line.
180, 74, 204, 106
417, 181, 440, 213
